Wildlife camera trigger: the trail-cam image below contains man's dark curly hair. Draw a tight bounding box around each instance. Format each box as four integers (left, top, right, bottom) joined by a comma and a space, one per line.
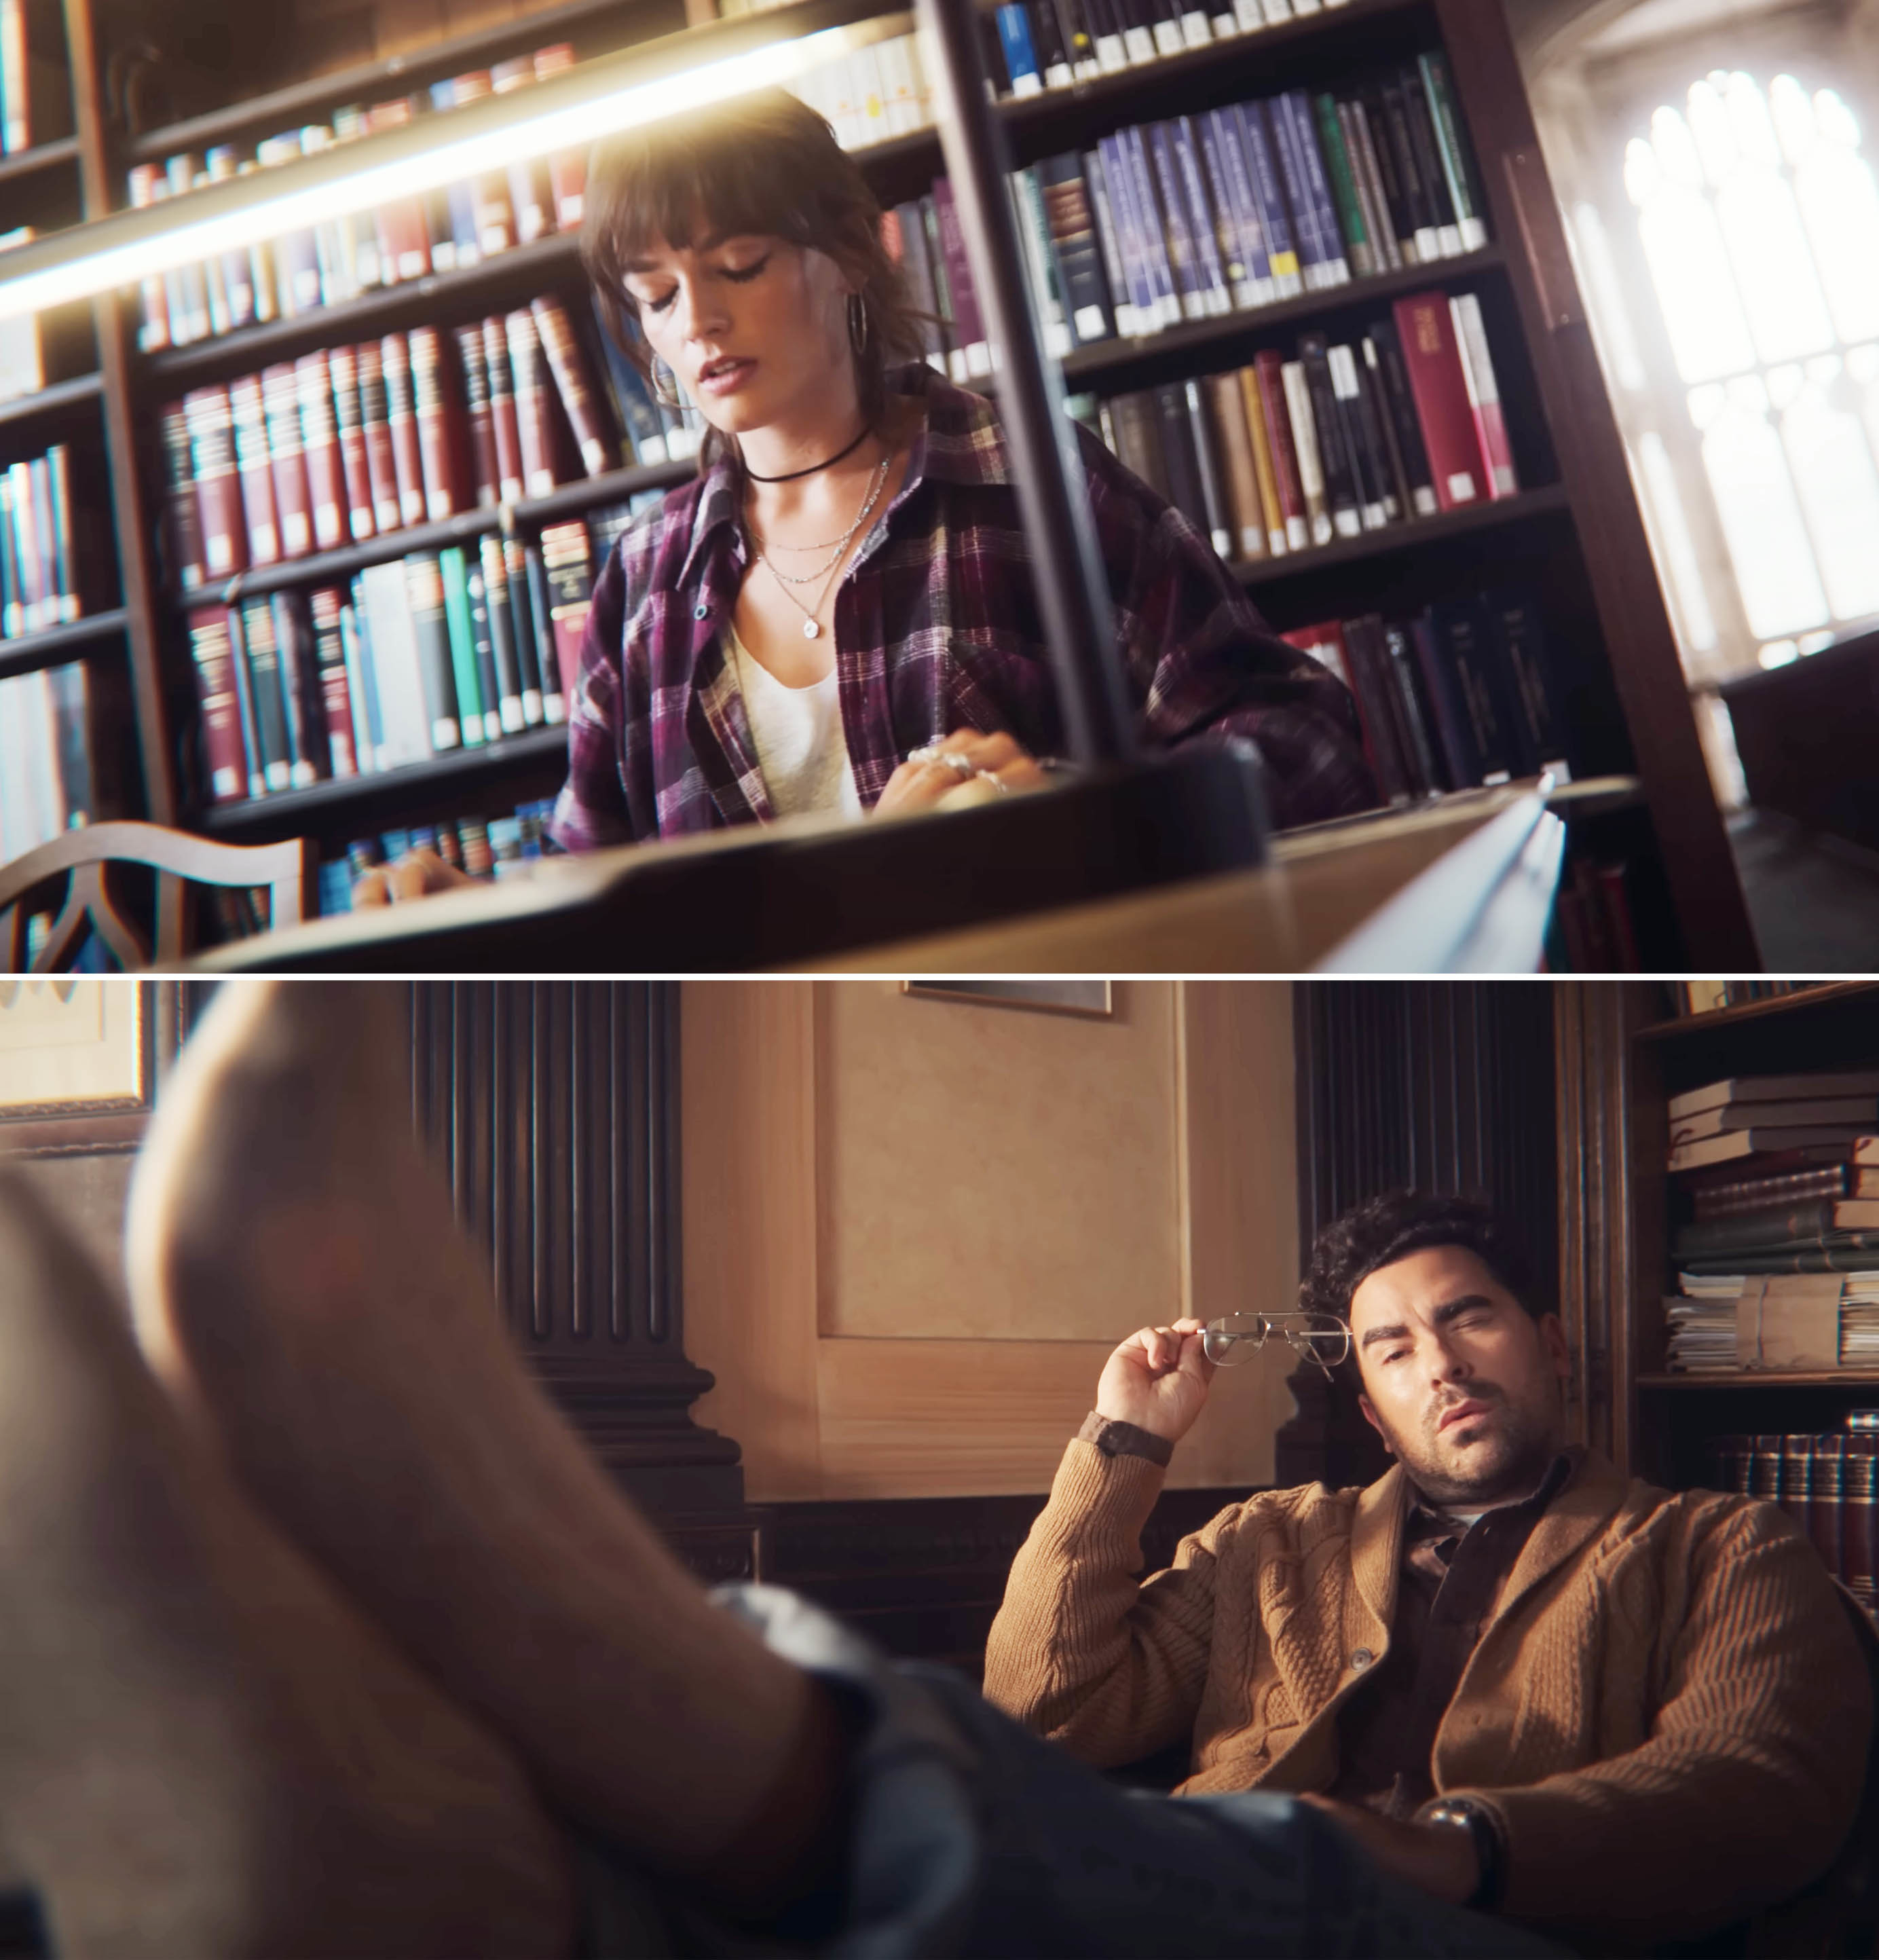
1298, 1191, 1542, 1326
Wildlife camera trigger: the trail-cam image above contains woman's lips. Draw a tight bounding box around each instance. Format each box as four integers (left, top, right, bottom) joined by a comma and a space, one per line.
696, 358, 755, 397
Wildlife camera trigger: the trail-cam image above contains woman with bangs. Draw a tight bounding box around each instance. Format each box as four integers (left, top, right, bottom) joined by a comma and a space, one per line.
359, 88, 1374, 900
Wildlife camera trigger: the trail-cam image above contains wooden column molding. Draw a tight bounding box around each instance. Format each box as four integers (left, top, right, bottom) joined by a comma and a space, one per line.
408, 980, 743, 1515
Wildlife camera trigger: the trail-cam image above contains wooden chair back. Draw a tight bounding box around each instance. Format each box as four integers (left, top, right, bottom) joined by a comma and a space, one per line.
0, 823, 316, 973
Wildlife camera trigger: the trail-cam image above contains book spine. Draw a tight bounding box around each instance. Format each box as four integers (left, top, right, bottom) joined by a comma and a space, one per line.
261, 363, 314, 557
186, 606, 249, 801
483, 316, 528, 502
1418, 51, 1488, 253
1429, 596, 1517, 777
502, 534, 547, 719
1095, 136, 1153, 335
541, 521, 598, 705
1233, 103, 1303, 295
236, 596, 293, 790
479, 533, 534, 726
532, 295, 616, 476
931, 177, 990, 376
409, 325, 463, 521
1357, 88, 1415, 263
158, 402, 208, 589
1381, 618, 1445, 793
1235, 367, 1287, 555
1170, 117, 1232, 316
334, 595, 379, 773
1119, 126, 1180, 329
1299, 333, 1361, 538
1381, 77, 1441, 261
295, 350, 350, 551
1340, 616, 1413, 800
183, 386, 248, 578
127, 164, 172, 350
41, 450, 73, 624
1342, 98, 1400, 272
403, 553, 462, 751
492, 60, 553, 244
1038, 155, 1115, 345
1312, 93, 1374, 278
309, 587, 358, 777
523, 539, 563, 722
464, 554, 509, 737
327, 345, 377, 542
1780, 1434, 1816, 1540
223, 374, 280, 570
1843, 1439, 1877, 1599
1289, 90, 1350, 283
354, 342, 404, 535
438, 544, 487, 745
1407, 612, 1480, 787
1251, 352, 1308, 550
1812, 1435, 1846, 1578
1449, 292, 1518, 497
996, 4, 1043, 96
271, 591, 322, 783
380, 333, 429, 528
1693, 1166, 1853, 1219
1366, 317, 1438, 514
1280, 358, 1331, 547
1358, 333, 1413, 520
1483, 586, 1567, 773
355, 561, 430, 767
504, 309, 559, 496
1202, 107, 1273, 308
1328, 340, 1390, 527
1265, 94, 1324, 287
537, 44, 589, 227
1145, 123, 1203, 321
1392, 291, 1490, 509
453, 323, 501, 505
1182, 377, 1233, 557
1013, 166, 1071, 359
1206, 370, 1265, 559
1399, 60, 1461, 255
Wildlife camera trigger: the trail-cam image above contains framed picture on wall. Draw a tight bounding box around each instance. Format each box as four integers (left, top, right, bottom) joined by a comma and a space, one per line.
0, 980, 149, 1116
901, 980, 1113, 1018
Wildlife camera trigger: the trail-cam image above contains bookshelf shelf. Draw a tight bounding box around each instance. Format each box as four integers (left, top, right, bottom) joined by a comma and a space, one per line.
0, 608, 128, 682
198, 722, 570, 840
0, 136, 80, 189
0, 372, 103, 440
173, 457, 695, 607
1233, 481, 1569, 591
1637, 1373, 1879, 1390
1638, 983, 1879, 1043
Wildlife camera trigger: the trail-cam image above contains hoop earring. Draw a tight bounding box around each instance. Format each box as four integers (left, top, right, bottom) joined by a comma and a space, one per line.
847, 292, 870, 356
650, 357, 682, 409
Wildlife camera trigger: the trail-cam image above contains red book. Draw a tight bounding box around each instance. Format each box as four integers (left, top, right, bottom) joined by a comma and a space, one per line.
534, 43, 587, 227
530, 296, 614, 477
181, 386, 247, 579
452, 322, 501, 506
492, 57, 554, 244
1449, 293, 1517, 500
186, 605, 250, 801
449, 71, 515, 256
260, 363, 314, 557
540, 519, 595, 701
504, 308, 557, 497
158, 399, 208, 588
1391, 291, 1492, 511
354, 342, 404, 534
227, 373, 282, 566
328, 344, 377, 542
483, 316, 527, 502
379, 332, 429, 529
407, 326, 463, 521
1252, 352, 1307, 550
295, 350, 350, 551
310, 587, 358, 779
366, 99, 432, 281
1282, 621, 1390, 796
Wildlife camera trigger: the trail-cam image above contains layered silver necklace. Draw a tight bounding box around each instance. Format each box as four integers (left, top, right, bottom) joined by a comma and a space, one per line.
745, 454, 890, 640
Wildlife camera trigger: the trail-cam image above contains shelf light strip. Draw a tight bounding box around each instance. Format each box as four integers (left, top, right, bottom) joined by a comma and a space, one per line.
0, 5, 910, 325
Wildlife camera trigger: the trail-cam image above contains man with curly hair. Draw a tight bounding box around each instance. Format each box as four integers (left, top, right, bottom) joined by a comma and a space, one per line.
985, 1190, 1875, 1953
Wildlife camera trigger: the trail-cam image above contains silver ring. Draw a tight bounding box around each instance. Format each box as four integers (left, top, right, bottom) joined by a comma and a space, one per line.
908, 744, 975, 780
975, 769, 1011, 794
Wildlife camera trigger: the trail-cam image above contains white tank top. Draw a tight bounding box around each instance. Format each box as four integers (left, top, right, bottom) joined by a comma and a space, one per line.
727, 625, 864, 821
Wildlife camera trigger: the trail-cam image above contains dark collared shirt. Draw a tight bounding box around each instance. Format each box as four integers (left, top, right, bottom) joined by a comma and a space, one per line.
548, 363, 1375, 850
1330, 1449, 1584, 1817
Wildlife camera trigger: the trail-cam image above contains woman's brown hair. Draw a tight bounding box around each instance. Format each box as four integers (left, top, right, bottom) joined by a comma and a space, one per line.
581, 88, 927, 464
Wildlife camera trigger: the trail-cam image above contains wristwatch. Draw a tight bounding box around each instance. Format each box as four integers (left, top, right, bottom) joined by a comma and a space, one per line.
1421, 1798, 1505, 1911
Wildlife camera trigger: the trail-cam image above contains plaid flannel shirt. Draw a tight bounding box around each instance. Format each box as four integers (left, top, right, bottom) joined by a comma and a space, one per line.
548, 364, 1375, 851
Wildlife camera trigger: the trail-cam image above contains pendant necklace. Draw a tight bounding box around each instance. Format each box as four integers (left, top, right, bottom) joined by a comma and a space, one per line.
747, 454, 890, 640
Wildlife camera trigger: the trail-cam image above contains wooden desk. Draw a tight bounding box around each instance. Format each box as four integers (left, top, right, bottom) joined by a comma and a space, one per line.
194, 773, 1584, 975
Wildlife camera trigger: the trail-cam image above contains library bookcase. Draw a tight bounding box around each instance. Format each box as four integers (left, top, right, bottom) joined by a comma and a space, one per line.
1, 0, 1762, 967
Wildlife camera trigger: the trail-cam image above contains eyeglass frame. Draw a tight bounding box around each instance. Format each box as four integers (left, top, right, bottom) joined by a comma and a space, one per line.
1202, 1311, 1353, 1377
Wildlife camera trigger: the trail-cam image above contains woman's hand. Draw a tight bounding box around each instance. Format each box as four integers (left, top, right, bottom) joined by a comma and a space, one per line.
352, 848, 479, 908
873, 729, 1049, 818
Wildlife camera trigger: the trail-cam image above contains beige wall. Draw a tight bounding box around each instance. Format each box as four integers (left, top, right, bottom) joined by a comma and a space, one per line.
683, 980, 1301, 1501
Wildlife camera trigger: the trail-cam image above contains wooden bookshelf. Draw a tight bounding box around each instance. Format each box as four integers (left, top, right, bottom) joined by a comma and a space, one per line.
1559, 980, 1879, 1487
0, 0, 1759, 962
0, 134, 79, 188
0, 606, 128, 682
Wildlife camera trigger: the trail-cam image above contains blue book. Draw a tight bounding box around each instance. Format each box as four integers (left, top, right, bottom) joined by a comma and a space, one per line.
995, 5, 1043, 95
1095, 137, 1153, 335
317, 859, 354, 916
1231, 103, 1303, 297
339, 597, 384, 773
1282, 90, 1350, 285
1146, 122, 1204, 320
1265, 94, 1330, 289
1199, 108, 1270, 307
1082, 147, 1138, 335
1170, 116, 1231, 316
1119, 126, 1180, 329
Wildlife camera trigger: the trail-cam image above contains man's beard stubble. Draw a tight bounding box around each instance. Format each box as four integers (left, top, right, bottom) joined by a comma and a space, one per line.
1374, 1377, 1560, 1509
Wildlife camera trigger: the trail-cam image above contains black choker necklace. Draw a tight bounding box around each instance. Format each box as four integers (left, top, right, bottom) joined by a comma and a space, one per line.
743, 425, 871, 484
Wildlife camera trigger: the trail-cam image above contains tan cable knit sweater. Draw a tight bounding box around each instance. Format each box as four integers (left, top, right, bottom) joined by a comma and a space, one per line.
982, 1439, 1873, 1947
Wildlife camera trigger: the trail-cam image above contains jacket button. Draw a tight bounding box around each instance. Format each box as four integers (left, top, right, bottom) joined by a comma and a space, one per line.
694, 604, 709, 620
1351, 1648, 1375, 1670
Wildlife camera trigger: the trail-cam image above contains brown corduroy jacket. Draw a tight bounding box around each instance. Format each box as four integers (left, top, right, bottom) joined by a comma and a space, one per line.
982, 1439, 1873, 1947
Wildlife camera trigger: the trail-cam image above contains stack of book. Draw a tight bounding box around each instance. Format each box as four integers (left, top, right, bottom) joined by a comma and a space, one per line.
1, 445, 79, 636
1705, 1418, 1879, 1607
1066, 289, 1519, 582
0, 660, 95, 866
786, 26, 933, 149
184, 495, 652, 807
1667, 1071, 1879, 1180
1, 0, 66, 155
159, 299, 665, 595
1279, 583, 1565, 798
890, 49, 1488, 377
314, 796, 560, 914
128, 45, 589, 353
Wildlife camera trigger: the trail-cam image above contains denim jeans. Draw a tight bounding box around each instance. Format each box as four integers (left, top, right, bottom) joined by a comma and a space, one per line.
578, 1585, 1565, 1960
